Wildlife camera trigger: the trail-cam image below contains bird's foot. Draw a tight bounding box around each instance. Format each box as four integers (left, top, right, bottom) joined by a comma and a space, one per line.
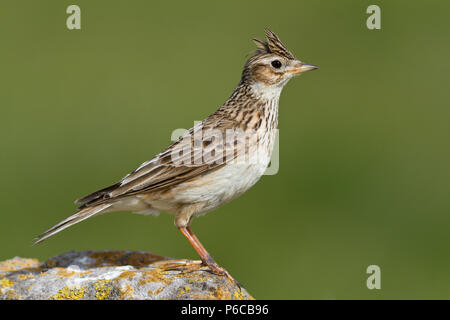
159, 260, 242, 290
203, 260, 242, 290
159, 260, 204, 274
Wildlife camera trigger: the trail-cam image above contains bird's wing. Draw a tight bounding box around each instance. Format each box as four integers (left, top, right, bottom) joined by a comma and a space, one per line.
75, 118, 251, 209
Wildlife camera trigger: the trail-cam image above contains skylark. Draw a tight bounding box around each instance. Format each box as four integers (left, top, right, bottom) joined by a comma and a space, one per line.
34, 30, 318, 283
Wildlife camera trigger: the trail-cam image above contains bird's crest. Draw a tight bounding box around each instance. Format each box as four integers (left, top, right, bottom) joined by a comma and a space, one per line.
252, 29, 295, 60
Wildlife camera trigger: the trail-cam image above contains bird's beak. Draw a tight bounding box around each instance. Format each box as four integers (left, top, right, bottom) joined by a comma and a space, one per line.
285, 61, 319, 75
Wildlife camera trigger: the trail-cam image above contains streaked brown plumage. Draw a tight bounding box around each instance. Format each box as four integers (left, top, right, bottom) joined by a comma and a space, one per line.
33, 30, 318, 284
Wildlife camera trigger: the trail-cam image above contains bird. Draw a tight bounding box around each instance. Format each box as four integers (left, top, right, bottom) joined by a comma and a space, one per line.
33, 29, 318, 284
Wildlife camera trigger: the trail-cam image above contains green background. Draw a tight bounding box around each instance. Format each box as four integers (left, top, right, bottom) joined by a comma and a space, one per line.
1, 0, 449, 299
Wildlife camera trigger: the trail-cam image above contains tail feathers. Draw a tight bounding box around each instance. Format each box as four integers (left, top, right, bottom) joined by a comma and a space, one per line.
74, 183, 120, 208
32, 204, 112, 245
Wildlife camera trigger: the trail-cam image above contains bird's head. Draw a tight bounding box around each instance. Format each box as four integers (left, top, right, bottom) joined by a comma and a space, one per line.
242, 29, 318, 90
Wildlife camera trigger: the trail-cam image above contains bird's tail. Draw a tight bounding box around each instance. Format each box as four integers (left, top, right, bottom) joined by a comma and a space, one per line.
32, 203, 113, 245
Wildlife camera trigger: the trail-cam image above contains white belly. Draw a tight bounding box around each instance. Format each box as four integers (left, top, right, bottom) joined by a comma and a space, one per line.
175, 161, 267, 211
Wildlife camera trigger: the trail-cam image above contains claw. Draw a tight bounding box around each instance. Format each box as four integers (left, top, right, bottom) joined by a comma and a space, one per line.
204, 262, 242, 291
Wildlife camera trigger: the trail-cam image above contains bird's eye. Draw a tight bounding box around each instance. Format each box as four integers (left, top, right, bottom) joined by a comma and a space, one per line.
271, 60, 282, 69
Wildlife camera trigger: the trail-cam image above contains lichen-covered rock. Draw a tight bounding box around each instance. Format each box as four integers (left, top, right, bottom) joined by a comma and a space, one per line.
0, 250, 252, 300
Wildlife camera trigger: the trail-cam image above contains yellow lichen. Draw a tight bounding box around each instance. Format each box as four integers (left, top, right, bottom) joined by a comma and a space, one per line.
0, 277, 16, 299
214, 285, 232, 300
233, 289, 245, 300
55, 267, 76, 278
6, 291, 21, 299
0, 258, 40, 272
0, 278, 13, 288
118, 283, 134, 300
94, 280, 112, 300
148, 286, 164, 297
26, 283, 35, 291
17, 274, 35, 281
176, 285, 191, 298
115, 270, 137, 282
50, 286, 86, 300
138, 268, 171, 285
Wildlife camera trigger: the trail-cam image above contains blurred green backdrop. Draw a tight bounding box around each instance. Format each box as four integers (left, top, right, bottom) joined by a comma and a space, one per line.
1, 0, 449, 299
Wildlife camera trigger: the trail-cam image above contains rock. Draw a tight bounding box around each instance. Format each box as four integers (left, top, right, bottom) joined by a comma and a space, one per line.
0, 250, 252, 300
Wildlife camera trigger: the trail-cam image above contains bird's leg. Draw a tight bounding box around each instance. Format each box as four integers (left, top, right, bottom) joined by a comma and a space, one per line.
178, 226, 240, 287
